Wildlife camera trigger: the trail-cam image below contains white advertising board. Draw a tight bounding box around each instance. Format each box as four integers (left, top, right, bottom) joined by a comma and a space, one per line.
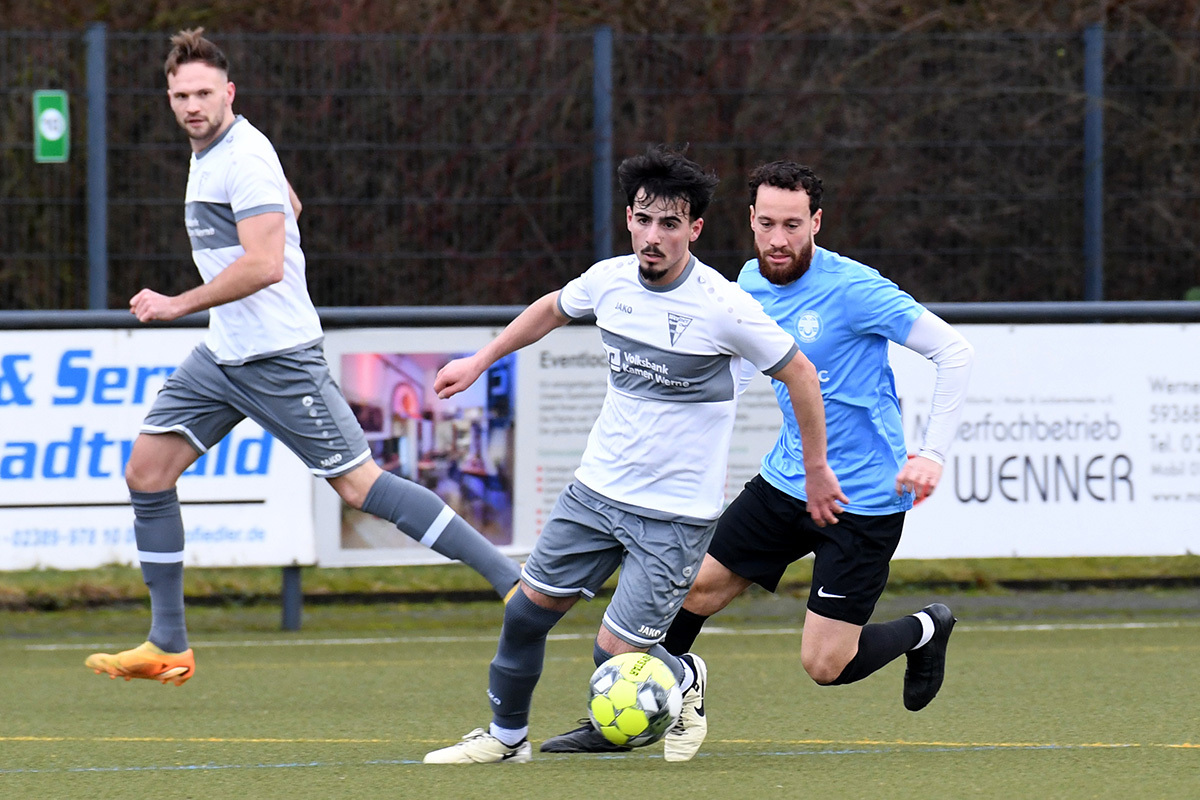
320, 323, 1199, 565
11, 322, 1195, 571
0, 329, 314, 569
892, 324, 1200, 557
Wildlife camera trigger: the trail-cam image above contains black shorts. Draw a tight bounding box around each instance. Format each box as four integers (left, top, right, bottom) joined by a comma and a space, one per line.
708, 474, 905, 626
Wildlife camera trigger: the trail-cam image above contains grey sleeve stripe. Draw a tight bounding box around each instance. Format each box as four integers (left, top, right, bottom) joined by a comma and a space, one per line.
555, 292, 585, 320
233, 203, 286, 221
763, 342, 800, 376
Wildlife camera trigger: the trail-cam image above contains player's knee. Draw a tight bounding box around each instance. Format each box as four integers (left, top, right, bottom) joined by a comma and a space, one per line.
801, 650, 848, 685
335, 481, 369, 510
684, 578, 732, 616
125, 457, 167, 493
330, 462, 384, 511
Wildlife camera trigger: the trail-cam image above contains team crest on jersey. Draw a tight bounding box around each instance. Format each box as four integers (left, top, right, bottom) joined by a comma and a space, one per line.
667, 312, 693, 345
795, 311, 822, 343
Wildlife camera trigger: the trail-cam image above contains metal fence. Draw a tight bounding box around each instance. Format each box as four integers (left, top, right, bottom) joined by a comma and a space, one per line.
2, 27, 1198, 310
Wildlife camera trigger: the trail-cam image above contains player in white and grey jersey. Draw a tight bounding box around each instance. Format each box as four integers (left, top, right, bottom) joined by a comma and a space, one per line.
424, 145, 846, 766
85, 29, 521, 689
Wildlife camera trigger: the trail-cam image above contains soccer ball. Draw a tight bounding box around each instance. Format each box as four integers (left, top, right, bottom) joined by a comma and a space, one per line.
587, 652, 683, 747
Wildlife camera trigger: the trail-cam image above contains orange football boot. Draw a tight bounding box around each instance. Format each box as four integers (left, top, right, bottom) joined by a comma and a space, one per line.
85, 641, 195, 686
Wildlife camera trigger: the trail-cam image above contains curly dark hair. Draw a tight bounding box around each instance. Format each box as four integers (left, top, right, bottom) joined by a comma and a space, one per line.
748, 161, 822, 214
164, 28, 229, 78
617, 144, 720, 221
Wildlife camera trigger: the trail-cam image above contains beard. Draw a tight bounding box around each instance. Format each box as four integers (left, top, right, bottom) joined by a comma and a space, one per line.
638, 264, 669, 282
637, 248, 669, 283
756, 238, 814, 286
178, 109, 226, 143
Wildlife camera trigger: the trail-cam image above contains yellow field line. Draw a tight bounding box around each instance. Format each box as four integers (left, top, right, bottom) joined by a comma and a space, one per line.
0, 736, 392, 744
721, 737, 1133, 749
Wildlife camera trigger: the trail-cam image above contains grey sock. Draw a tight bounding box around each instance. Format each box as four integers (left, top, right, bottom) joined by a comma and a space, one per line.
360, 471, 520, 598
130, 488, 188, 653
647, 644, 687, 685
593, 641, 615, 667
488, 591, 565, 730
595, 642, 689, 689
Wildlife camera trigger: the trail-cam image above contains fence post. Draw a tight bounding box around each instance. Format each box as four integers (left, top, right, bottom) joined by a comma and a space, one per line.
85, 23, 108, 310
1082, 23, 1104, 301
281, 565, 302, 631
592, 26, 613, 263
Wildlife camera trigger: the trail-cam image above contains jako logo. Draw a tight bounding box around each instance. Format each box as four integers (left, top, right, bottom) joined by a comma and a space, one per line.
637, 624, 662, 638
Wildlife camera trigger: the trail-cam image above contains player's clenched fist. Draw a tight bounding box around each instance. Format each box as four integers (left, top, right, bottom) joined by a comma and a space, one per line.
434, 356, 486, 400
129, 288, 184, 322
895, 455, 943, 501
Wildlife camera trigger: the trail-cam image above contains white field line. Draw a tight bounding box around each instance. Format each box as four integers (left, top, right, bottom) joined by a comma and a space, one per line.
22, 619, 1200, 652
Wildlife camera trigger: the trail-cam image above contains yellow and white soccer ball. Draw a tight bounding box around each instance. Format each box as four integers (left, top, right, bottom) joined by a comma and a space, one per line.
587, 652, 683, 747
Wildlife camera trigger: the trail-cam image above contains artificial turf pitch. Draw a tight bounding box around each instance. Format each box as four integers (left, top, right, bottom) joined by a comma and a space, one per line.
2, 591, 1197, 799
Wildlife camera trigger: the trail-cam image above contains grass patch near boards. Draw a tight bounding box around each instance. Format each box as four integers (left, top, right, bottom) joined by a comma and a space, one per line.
2, 554, 1199, 610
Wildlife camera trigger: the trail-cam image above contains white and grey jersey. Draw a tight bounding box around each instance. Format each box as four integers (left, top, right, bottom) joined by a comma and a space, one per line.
185, 115, 322, 365
557, 254, 799, 522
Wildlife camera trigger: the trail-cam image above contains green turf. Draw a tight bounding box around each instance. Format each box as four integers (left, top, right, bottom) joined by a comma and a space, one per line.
2, 590, 1197, 799
3, 555, 1199, 609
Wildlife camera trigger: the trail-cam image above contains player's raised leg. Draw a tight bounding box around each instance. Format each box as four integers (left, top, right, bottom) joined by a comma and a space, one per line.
330, 460, 521, 599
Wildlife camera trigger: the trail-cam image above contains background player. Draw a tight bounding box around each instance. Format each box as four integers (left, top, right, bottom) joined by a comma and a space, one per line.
85, 29, 520, 687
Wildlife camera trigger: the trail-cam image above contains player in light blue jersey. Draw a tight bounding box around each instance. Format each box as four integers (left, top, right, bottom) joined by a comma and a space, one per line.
85, 29, 521, 689
660, 161, 974, 735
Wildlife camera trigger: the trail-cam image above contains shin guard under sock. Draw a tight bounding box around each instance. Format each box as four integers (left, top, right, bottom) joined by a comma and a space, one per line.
131, 488, 188, 653
829, 615, 923, 686
360, 471, 521, 598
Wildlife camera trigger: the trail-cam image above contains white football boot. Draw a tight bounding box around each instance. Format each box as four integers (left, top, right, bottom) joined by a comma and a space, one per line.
664, 653, 707, 762
424, 728, 532, 764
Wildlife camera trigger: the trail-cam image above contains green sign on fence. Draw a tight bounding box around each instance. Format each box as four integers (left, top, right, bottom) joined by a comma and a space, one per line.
32, 90, 70, 163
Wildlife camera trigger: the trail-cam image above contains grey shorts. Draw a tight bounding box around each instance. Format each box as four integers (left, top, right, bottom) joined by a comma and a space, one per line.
522, 481, 716, 647
142, 343, 371, 477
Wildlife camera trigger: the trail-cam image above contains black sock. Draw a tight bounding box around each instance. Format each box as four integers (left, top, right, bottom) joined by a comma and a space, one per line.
662, 607, 709, 656
829, 615, 923, 685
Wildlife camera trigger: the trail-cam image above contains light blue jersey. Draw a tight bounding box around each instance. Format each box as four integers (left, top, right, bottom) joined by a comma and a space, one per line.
739, 246, 924, 515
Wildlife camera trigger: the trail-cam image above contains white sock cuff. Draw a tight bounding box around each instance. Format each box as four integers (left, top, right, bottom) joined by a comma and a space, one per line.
680, 660, 695, 691
912, 611, 935, 649
489, 723, 527, 747
137, 549, 184, 564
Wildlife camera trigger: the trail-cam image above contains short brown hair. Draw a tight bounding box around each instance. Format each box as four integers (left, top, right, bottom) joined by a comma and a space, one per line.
748, 161, 823, 214
164, 28, 229, 78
